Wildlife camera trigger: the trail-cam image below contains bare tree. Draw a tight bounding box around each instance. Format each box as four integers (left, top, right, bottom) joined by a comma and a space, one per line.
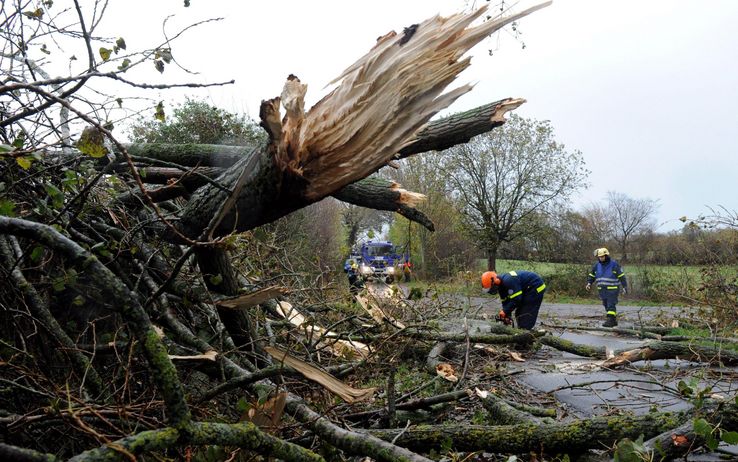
441, 115, 589, 270
606, 191, 660, 261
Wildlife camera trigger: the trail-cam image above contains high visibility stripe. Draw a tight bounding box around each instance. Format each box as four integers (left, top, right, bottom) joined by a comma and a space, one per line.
606, 286, 619, 290
617, 274, 626, 278
588, 273, 595, 277
509, 290, 523, 299
607, 311, 617, 316
509, 271, 518, 276
536, 283, 546, 293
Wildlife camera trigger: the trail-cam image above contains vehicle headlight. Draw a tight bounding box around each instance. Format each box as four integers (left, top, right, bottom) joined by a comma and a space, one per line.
387, 267, 395, 274
361, 265, 372, 274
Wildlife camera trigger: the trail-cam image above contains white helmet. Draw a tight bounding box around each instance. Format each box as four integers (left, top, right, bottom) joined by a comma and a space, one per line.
594, 248, 610, 257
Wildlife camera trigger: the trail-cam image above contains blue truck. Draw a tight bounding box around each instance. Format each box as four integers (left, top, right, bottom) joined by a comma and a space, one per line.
352, 240, 405, 283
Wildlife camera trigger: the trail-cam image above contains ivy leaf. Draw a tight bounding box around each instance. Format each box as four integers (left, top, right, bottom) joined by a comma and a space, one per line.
72, 295, 86, 306
16, 157, 32, 170
706, 436, 719, 451
0, 199, 16, 217
117, 58, 131, 71
154, 102, 166, 122
99, 47, 112, 61
209, 274, 223, 286
154, 59, 165, 73
115, 37, 127, 50
77, 127, 108, 158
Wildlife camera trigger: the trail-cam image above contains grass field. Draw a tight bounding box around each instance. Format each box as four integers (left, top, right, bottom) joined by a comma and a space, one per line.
409, 259, 736, 306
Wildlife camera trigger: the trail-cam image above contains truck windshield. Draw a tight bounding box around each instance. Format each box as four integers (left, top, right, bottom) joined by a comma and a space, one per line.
367, 245, 393, 257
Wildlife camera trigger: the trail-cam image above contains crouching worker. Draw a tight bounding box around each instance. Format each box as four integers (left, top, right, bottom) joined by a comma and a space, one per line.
481, 270, 547, 329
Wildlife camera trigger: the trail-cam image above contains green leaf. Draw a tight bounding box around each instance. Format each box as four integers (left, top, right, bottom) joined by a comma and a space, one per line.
154, 102, 166, 122
209, 274, 223, 286
23, 8, 44, 19
99, 47, 112, 61
16, 157, 32, 170
722, 431, 738, 444
693, 418, 712, 437
158, 48, 172, 64
117, 58, 131, 71
0, 199, 16, 217
44, 184, 64, 209
30, 246, 44, 262
116, 37, 127, 50
0, 144, 14, 153
52, 277, 66, 292
77, 127, 108, 158
72, 295, 85, 306
154, 59, 164, 73
236, 397, 250, 414
706, 436, 719, 451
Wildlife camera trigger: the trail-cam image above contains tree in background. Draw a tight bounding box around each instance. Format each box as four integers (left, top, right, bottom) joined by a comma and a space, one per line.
387, 154, 478, 278
340, 204, 390, 253
441, 115, 588, 270
128, 98, 266, 145
606, 191, 659, 261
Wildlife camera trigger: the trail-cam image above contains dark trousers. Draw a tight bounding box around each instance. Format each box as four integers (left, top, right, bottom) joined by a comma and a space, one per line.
598, 288, 619, 314
514, 290, 545, 330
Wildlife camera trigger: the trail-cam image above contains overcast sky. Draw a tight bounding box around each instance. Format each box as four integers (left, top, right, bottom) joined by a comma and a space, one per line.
103, 0, 738, 232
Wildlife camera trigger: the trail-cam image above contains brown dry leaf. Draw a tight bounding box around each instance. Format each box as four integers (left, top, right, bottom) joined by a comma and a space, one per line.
508, 351, 526, 362
265, 346, 375, 403
671, 320, 680, 328
671, 434, 689, 446
241, 392, 287, 432
435, 363, 458, 383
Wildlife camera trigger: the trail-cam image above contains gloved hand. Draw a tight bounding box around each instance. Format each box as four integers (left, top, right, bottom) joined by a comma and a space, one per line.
585, 283, 591, 291
621, 287, 627, 295
497, 310, 512, 325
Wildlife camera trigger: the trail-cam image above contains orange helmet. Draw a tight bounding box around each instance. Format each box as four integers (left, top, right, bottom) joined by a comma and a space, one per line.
481, 271, 500, 289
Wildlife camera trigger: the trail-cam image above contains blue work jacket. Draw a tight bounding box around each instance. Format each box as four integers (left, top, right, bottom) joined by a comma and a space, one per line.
498, 270, 546, 316
587, 257, 627, 290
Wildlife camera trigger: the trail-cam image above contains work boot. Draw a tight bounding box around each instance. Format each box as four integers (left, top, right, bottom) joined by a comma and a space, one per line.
602, 314, 618, 328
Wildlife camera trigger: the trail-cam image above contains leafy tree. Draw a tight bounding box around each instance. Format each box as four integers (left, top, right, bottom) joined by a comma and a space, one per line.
128, 98, 266, 145
441, 115, 589, 270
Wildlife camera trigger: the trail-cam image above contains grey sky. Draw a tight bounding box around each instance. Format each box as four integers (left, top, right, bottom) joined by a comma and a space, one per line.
104, 1, 738, 232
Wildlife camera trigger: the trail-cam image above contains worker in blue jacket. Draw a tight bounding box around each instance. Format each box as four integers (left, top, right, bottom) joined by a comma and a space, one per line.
586, 247, 627, 327
481, 270, 546, 329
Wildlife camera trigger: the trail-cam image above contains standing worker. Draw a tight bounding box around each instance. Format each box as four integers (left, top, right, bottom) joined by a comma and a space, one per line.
481, 270, 546, 329
586, 248, 627, 327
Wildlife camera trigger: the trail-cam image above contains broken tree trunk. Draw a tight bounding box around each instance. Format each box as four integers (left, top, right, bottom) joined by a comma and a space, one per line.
367, 412, 686, 455
163, 0, 546, 241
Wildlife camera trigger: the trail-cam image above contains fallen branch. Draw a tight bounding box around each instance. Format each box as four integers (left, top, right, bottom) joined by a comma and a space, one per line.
367, 412, 686, 454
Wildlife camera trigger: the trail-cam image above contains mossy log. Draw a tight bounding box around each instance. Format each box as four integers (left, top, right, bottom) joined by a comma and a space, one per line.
67, 421, 324, 462
538, 335, 607, 359
479, 392, 543, 425
367, 412, 686, 455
